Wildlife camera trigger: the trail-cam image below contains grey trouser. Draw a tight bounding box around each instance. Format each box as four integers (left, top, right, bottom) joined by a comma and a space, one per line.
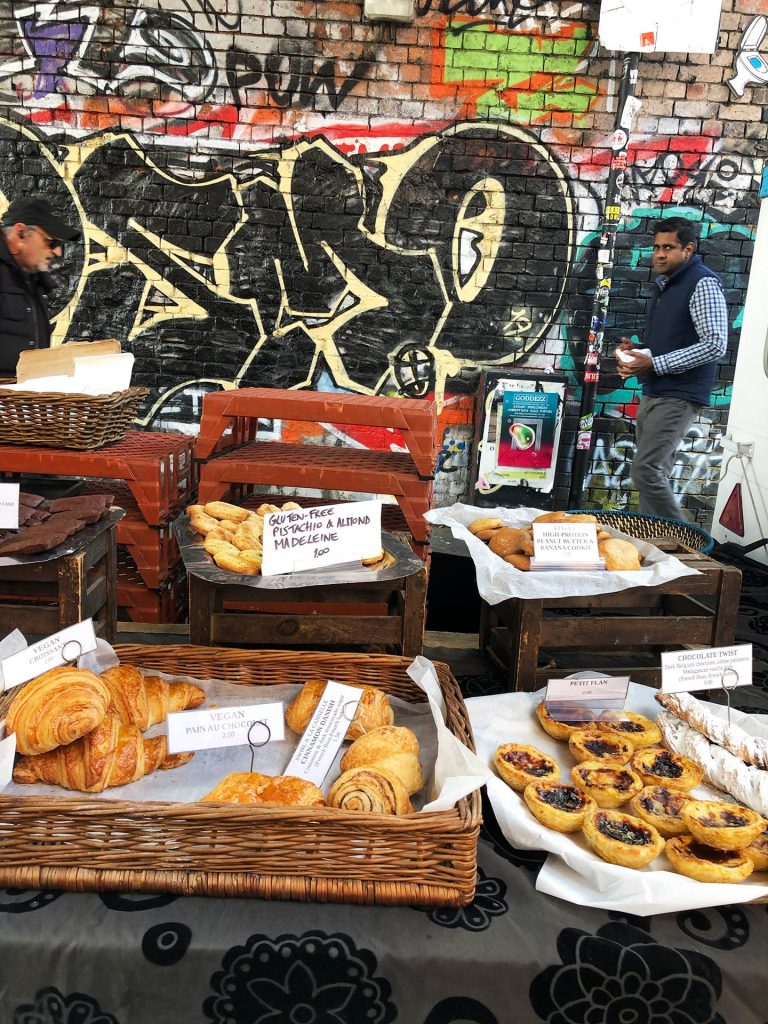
631, 396, 700, 521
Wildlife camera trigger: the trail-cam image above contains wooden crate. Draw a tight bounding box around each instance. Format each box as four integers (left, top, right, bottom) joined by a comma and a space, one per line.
189, 564, 427, 657
0, 517, 117, 641
479, 550, 742, 691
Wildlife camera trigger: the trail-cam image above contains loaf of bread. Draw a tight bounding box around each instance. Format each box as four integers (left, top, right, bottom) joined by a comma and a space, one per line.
285, 679, 393, 741
656, 690, 768, 770
328, 766, 413, 815
657, 711, 768, 818
339, 725, 424, 795
5, 666, 112, 755
201, 772, 325, 807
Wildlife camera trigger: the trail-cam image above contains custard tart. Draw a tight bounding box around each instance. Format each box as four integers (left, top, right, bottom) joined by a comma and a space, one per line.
582, 808, 665, 868
493, 743, 559, 792
568, 728, 633, 766
630, 747, 703, 792
570, 761, 644, 808
535, 701, 593, 741
680, 799, 766, 851
598, 710, 662, 749
665, 836, 754, 884
745, 827, 768, 871
627, 785, 692, 838
523, 780, 596, 833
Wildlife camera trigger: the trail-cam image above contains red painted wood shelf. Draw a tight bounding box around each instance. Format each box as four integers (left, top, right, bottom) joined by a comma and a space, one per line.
0, 433, 196, 526
195, 388, 438, 477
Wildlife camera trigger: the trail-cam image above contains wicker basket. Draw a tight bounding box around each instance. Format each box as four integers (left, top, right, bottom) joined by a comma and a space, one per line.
0, 386, 149, 449
569, 509, 714, 554
0, 645, 481, 906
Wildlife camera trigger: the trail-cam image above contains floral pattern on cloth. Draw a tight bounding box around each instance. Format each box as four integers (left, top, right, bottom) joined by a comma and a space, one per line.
425, 866, 507, 931
204, 930, 396, 1024
530, 922, 725, 1024
13, 987, 119, 1024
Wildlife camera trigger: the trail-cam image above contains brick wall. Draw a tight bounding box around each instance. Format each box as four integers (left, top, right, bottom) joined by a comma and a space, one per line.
0, 0, 764, 521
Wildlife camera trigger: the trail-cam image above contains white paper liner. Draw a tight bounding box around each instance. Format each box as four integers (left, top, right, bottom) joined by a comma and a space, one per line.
424, 503, 700, 603
2, 639, 488, 813
466, 682, 768, 915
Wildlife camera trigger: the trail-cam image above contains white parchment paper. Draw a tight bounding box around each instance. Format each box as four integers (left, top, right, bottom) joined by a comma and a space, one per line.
465, 683, 768, 915
2, 640, 487, 813
424, 503, 700, 603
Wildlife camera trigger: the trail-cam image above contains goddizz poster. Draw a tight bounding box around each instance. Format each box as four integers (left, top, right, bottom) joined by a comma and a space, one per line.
497, 390, 558, 479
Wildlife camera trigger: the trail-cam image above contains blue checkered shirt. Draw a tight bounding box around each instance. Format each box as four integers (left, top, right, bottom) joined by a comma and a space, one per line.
651, 275, 728, 375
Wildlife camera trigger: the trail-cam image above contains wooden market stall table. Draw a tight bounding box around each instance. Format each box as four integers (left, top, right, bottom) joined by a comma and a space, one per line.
0, 433, 197, 623
0, 509, 119, 642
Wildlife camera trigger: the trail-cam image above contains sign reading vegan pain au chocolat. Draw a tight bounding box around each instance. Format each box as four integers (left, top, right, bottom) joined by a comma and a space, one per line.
261, 499, 383, 576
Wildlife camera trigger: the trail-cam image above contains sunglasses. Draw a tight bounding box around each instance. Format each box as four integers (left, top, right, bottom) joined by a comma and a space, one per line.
25, 225, 63, 251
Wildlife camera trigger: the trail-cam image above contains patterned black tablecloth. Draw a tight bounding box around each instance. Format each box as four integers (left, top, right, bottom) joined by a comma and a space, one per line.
0, 796, 765, 1024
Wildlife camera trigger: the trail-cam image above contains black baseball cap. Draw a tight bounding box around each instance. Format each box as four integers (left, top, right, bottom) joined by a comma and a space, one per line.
2, 197, 80, 242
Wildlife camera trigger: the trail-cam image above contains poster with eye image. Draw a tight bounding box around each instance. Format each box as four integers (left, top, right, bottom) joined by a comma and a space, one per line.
496, 390, 559, 481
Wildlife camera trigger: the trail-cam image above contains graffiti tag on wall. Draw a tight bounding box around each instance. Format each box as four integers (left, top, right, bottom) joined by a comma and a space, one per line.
0, 116, 574, 424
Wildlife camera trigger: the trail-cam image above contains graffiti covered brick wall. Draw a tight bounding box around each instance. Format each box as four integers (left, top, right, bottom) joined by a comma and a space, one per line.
0, 0, 764, 519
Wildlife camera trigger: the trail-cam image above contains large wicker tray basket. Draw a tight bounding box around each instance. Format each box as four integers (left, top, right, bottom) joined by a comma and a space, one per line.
0, 645, 481, 906
0, 386, 149, 449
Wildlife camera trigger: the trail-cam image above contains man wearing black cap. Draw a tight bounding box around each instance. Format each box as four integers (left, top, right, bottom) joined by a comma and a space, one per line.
0, 197, 81, 377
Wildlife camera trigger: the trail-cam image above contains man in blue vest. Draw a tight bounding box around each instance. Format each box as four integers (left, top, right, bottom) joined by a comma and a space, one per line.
615, 217, 728, 521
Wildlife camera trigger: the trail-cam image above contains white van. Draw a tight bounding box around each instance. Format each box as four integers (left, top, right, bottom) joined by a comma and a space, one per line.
711, 173, 768, 565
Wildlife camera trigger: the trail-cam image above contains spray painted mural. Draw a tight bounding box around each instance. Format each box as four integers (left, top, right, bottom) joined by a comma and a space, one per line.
0, 1, 761, 513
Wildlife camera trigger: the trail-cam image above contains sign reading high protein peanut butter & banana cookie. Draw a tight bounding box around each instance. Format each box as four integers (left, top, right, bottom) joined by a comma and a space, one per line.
261, 499, 382, 576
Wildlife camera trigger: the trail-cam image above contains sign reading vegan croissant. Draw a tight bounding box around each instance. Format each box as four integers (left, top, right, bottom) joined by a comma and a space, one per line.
1, 618, 97, 691
261, 499, 383, 576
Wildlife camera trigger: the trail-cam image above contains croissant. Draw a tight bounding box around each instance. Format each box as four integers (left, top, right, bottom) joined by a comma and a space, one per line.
285, 679, 393, 741
339, 726, 424, 796
201, 772, 325, 807
5, 666, 112, 755
328, 766, 413, 815
12, 714, 175, 792
99, 666, 205, 729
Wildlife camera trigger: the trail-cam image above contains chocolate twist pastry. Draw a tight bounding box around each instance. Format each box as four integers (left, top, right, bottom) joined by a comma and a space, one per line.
656, 690, 768, 769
